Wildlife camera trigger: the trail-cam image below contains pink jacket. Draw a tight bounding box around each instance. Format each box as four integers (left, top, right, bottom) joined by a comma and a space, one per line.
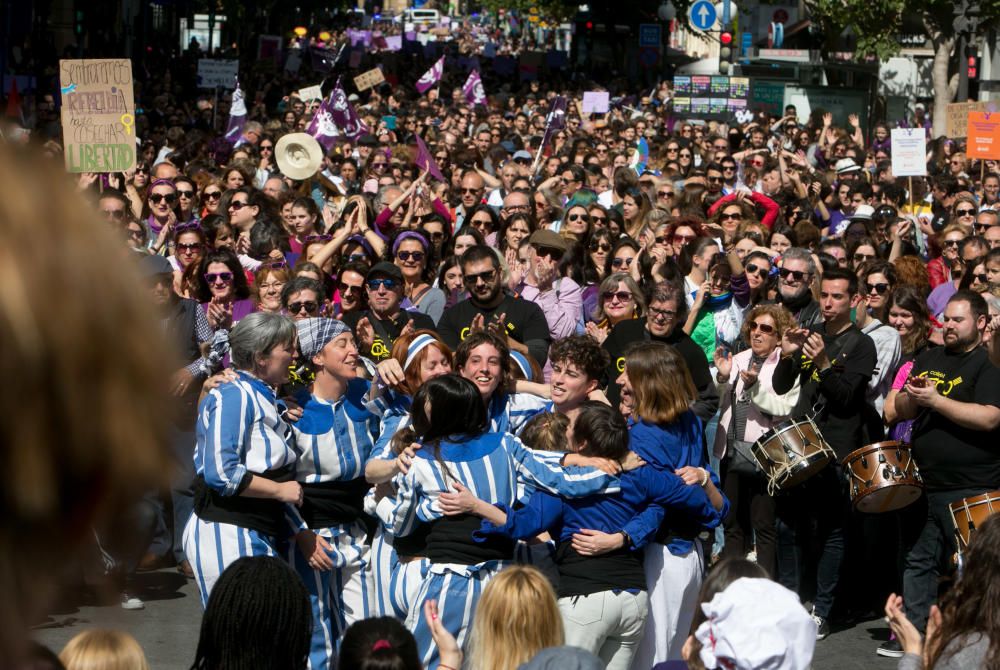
713, 347, 800, 459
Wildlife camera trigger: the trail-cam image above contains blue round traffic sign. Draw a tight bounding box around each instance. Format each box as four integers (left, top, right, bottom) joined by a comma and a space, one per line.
688, 0, 718, 31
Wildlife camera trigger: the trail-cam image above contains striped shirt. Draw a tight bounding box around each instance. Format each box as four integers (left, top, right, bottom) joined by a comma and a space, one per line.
377, 432, 620, 539
194, 371, 297, 496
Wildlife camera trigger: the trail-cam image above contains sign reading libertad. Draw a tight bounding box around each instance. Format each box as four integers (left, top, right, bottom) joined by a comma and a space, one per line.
59, 59, 136, 173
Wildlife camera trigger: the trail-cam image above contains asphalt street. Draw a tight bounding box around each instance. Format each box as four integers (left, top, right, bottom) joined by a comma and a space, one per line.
33, 569, 902, 669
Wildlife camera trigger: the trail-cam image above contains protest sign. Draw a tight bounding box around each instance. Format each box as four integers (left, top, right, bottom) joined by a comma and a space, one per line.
890, 128, 927, 176
967, 111, 1000, 160
945, 102, 989, 138
298, 84, 323, 101
59, 58, 136, 173
354, 67, 385, 92
582, 91, 610, 114
196, 59, 239, 88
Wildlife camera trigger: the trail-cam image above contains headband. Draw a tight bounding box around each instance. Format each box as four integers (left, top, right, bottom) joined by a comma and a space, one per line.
392, 231, 429, 256
404, 333, 438, 370
149, 178, 176, 191
510, 350, 533, 380
345, 234, 375, 258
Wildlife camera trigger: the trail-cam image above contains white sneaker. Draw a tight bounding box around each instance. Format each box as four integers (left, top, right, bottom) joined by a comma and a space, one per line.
121, 593, 145, 610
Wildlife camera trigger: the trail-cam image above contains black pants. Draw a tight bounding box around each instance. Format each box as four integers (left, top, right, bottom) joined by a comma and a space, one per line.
775, 463, 849, 619
901, 487, 984, 632
721, 458, 777, 578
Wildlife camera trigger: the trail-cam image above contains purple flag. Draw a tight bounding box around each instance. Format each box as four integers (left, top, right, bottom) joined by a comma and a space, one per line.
328, 78, 367, 142
414, 134, 445, 182
224, 79, 247, 145
540, 95, 568, 152
462, 70, 486, 107
416, 56, 445, 94
306, 90, 339, 152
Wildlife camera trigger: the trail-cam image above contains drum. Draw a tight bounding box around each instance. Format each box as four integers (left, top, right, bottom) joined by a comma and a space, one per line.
950, 490, 1000, 554
842, 441, 923, 513
751, 417, 835, 491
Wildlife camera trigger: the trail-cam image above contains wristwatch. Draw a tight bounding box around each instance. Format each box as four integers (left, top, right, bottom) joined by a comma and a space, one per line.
618, 529, 633, 549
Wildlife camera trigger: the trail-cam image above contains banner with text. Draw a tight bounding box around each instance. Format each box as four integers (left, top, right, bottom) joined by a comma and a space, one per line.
59, 59, 136, 173
890, 128, 927, 176
672, 75, 750, 118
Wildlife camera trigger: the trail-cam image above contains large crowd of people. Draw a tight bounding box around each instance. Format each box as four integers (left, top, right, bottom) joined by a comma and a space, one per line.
6, 15, 1000, 670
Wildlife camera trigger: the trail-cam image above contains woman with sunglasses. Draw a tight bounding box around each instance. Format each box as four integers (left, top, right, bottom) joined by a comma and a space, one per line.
741, 250, 775, 306
713, 304, 798, 580
173, 176, 200, 225
195, 249, 256, 331
200, 179, 225, 218
584, 228, 614, 284
585, 273, 645, 344
707, 188, 780, 238
172, 223, 207, 299
391, 231, 445, 324
927, 222, 972, 289
847, 236, 880, 271
607, 238, 642, 283
561, 203, 593, 242
145, 179, 179, 253
855, 261, 903, 415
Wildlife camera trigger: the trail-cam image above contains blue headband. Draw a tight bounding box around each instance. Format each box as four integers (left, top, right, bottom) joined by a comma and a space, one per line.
404, 333, 438, 370
510, 351, 533, 380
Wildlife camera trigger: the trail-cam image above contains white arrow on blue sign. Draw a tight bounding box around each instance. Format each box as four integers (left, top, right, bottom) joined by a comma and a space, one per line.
688, 0, 718, 31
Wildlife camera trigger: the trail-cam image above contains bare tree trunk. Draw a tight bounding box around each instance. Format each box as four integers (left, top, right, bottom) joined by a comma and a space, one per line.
925, 13, 955, 138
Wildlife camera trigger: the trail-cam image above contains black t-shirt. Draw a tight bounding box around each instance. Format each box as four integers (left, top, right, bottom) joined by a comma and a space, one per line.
602, 319, 718, 423
772, 323, 876, 459
911, 346, 1000, 491
437, 293, 552, 367
341, 309, 436, 361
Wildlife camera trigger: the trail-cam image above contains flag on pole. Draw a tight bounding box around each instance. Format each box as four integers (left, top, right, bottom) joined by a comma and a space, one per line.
462, 70, 487, 106
414, 134, 445, 182
328, 77, 367, 142
416, 56, 445, 94
224, 79, 247, 145
307, 89, 340, 151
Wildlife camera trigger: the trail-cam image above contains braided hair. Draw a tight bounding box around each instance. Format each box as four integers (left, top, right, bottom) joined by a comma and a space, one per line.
190, 556, 311, 670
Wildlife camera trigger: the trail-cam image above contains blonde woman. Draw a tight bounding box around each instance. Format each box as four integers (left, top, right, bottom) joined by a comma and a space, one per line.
59, 630, 150, 670
467, 566, 564, 670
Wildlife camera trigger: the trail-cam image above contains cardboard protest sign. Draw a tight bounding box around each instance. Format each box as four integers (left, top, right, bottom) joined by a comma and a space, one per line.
354, 67, 385, 92
582, 91, 610, 114
890, 128, 927, 176
59, 59, 136, 173
298, 84, 324, 101
945, 102, 989, 138
968, 111, 1000, 160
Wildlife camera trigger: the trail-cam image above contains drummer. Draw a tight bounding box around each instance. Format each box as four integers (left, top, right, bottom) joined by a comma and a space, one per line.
770, 266, 877, 640
879, 290, 1000, 659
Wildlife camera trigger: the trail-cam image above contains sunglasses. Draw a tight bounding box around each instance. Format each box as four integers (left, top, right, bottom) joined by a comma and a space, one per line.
204, 191, 222, 201
367, 278, 399, 291
461, 187, 483, 194
470, 218, 493, 227
955, 208, 977, 216
853, 253, 876, 264
779, 268, 809, 282
342, 253, 369, 263
745, 263, 767, 276
591, 216, 608, 224
567, 213, 590, 222
397, 250, 425, 262
974, 273, 990, 283
866, 282, 890, 295
136, 167, 150, 174
229, 201, 250, 211
463, 269, 497, 284
707, 176, 723, 183
666, 147, 679, 153
720, 212, 742, 221
611, 257, 634, 268
102, 209, 126, 220
589, 242, 611, 252
748, 320, 775, 334
338, 282, 363, 294
424, 230, 445, 241
150, 193, 177, 205
672, 233, 696, 244
975, 222, 998, 231
261, 260, 288, 270
943, 239, 962, 248
260, 144, 274, 151
204, 272, 233, 283
176, 242, 202, 253
534, 245, 564, 260
288, 300, 319, 314
371, 163, 388, 169
658, 190, 674, 199
176, 189, 196, 199
602, 290, 632, 302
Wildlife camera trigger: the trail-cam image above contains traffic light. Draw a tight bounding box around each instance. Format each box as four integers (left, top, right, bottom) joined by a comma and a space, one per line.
74, 9, 85, 35
719, 31, 734, 74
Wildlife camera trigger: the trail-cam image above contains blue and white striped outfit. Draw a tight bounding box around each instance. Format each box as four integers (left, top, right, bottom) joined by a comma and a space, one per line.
488, 391, 551, 434
288, 379, 379, 670
375, 431, 620, 669
183, 371, 297, 607
364, 389, 429, 620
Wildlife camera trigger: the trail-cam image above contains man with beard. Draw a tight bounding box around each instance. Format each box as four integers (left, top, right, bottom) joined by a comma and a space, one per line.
878, 290, 1000, 657
341, 262, 435, 362
603, 280, 718, 422
142, 254, 224, 578
438, 245, 551, 367
516, 230, 582, 380
773, 247, 822, 330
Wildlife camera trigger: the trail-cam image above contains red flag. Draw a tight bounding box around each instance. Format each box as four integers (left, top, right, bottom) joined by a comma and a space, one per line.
6, 78, 23, 123
414, 134, 445, 182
